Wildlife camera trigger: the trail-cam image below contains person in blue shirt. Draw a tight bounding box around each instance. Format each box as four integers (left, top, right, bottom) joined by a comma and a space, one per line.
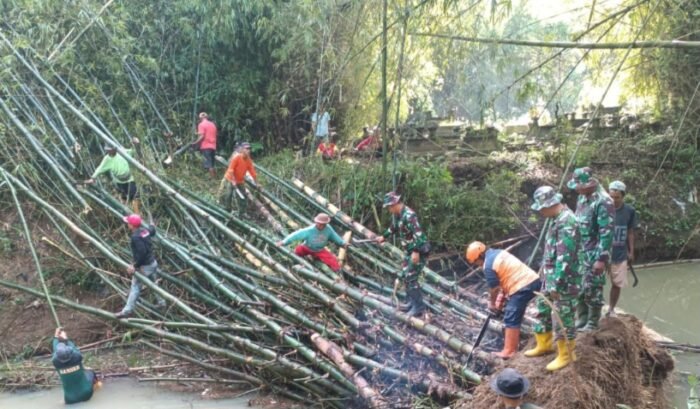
276, 213, 348, 271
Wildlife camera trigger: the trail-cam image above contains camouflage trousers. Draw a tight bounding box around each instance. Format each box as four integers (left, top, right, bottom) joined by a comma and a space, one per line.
401, 253, 425, 292
533, 294, 578, 340
220, 183, 248, 213
579, 251, 606, 307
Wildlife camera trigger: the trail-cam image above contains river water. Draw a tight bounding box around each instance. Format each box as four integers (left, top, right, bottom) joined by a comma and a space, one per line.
616, 262, 700, 408
0, 378, 259, 409
1, 263, 698, 408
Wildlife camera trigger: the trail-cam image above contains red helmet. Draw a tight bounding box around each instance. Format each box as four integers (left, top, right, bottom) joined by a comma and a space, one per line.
122, 214, 142, 228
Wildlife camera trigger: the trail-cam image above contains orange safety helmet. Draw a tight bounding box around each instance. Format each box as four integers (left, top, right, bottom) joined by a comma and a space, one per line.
465, 241, 486, 264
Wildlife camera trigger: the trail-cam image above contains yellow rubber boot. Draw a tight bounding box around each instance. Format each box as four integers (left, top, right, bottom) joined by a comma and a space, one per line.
569, 339, 577, 362
524, 332, 554, 357
546, 339, 573, 371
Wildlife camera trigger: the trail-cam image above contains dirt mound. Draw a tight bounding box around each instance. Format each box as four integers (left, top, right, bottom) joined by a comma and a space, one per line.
464, 315, 673, 409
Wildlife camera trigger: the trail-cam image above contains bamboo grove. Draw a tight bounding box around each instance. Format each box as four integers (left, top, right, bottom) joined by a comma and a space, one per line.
0, 29, 548, 408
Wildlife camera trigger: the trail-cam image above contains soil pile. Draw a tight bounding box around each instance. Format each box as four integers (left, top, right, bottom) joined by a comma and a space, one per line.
464, 315, 674, 409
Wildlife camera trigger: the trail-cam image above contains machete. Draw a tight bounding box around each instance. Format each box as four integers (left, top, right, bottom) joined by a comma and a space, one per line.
629, 262, 639, 287
464, 313, 493, 366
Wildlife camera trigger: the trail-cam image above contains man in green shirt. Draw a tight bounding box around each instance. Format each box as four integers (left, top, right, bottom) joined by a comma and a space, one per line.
52, 327, 100, 404
85, 138, 141, 214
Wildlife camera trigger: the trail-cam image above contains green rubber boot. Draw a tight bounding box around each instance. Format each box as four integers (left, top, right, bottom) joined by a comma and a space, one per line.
575, 301, 589, 330
580, 305, 602, 332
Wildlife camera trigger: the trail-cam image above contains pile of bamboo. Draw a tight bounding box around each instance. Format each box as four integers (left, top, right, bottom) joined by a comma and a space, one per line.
0, 33, 522, 408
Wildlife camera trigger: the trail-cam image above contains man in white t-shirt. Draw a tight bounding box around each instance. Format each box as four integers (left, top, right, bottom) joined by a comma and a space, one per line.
311, 106, 331, 147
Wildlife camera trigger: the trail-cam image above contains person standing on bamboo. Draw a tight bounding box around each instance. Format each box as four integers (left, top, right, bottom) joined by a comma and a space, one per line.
221, 142, 258, 213
525, 186, 581, 371
85, 138, 141, 214
567, 167, 614, 332
193, 112, 217, 178
465, 242, 541, 359
115, 214, 166, 318
276, 213, 348, 272
375, 192, 430, 316
606, 180, 638, 317
52, 327, 101, 404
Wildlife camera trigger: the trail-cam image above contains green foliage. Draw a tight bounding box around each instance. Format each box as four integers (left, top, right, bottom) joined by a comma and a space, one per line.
260, 151, 520, 249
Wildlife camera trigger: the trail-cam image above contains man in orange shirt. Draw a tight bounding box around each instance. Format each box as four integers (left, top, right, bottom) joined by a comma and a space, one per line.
193, 112, 217, 179
465, 241, 541, 359
221, 142, 258, 212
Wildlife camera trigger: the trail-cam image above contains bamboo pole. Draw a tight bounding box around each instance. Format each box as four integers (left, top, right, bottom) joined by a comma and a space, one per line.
2, 171, 61, 327
410, 32, 700, 49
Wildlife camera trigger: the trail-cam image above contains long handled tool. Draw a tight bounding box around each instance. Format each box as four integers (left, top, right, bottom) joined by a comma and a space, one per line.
352, 238, 377, 245
464, 313, 492, 366
163, 142, 193, 165
629, 262, 639, 287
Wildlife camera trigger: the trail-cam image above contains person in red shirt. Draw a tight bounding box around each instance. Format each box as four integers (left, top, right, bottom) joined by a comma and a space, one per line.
221, 142, 258, 212
354, 126, 380, 153
316, 136, 337, 160
193, 112, 218, 178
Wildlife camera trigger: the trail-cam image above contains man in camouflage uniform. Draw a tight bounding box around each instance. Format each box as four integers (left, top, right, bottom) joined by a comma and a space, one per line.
567, 167, 614, 332
376, 192, 430, 316
525, 185, 581, 371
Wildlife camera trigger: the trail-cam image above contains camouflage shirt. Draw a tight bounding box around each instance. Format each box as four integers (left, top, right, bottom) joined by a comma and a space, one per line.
383, 205, 428, 253
542, 206, 580, 296
575, 184, 615, 263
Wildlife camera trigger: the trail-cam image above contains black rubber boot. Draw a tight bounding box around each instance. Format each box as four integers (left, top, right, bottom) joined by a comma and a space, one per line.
575, 301, 589, 330
406, 288, 426, 316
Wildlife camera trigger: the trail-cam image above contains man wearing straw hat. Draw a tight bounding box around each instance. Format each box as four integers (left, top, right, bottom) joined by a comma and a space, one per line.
277, 213, 348, 272
221, 142, 258, 213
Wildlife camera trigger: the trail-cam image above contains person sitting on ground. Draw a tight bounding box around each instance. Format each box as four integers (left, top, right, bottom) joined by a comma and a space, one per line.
355, 126, 380, 152
85, 138, 141, 214
489, 368, 542, 409
465, 241, 541, 359
221, 142, 258, 213
316, 135, 338, 160
115, 214, 166, 318
276, 213, 348, 272
607, 180, 638, 317
52, 327, 101, 404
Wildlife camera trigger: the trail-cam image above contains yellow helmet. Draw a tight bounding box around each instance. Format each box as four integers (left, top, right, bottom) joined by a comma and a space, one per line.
465, 241, 486, 264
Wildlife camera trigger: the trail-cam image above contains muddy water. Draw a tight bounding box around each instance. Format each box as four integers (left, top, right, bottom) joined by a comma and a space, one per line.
615, 262, 700, 407
0, 378, 260, 409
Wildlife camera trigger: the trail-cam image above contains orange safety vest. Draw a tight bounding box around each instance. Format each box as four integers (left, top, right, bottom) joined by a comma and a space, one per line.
492, 250, 539, 296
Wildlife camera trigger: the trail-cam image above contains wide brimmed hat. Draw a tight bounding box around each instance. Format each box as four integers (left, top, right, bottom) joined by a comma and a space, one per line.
609, 180, 626, 193
489, 368, 530, 399
314, 213, 331, 224
382, 192, 401, 208
104, 143, 117, 151
531, 186, 563, 211
567, 167, 598, 190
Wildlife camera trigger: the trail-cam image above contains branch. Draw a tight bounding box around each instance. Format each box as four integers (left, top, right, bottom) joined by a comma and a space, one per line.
410, 32, 700, 49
